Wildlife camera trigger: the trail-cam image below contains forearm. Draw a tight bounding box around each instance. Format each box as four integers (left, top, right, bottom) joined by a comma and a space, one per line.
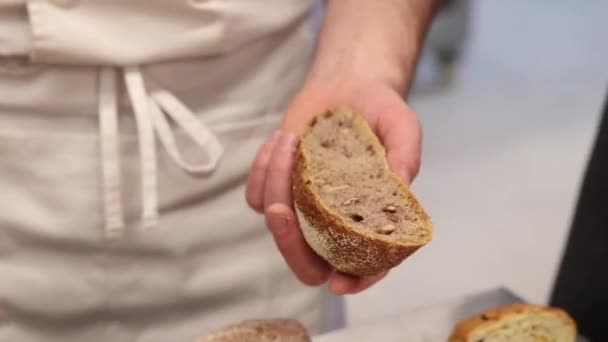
305, 0, 441, 95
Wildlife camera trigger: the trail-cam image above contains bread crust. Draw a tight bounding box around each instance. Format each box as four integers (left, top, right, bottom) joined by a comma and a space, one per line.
448, 303, 577, 342
292, 108, 433, 276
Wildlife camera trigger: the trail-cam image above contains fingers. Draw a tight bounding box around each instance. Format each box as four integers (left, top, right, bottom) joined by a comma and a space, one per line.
375, 103, 422, 184
263, 132, 298, 210
350, 85, 422, 184
262, 131, 331, 285
265, 203, 331, 285
329, 271, 389, 295
368, 98, 422, 183
386, 137, 421, 184
246, 84, 416, 292
245, 131, 282, 212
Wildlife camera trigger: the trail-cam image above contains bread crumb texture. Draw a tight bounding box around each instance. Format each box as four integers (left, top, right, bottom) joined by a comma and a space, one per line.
449, 303, 577, 342
293, 107, 433, 276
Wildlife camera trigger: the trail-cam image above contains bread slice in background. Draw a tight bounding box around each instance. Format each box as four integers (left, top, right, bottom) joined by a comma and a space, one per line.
293, 107, 433, 276
449, 303, 577, 342
197, 319, 310, 342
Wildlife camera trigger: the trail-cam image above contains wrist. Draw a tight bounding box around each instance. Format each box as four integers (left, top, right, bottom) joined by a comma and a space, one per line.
307, 0, 431, 96
304, 56, 412, 98
280, 77, 401, 134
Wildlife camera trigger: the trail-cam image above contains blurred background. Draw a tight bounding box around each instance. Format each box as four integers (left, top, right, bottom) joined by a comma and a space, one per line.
344, 0, 608, 325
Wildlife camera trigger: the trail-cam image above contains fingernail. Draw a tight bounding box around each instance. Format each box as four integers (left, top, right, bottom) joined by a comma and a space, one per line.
278, 132, 298, 152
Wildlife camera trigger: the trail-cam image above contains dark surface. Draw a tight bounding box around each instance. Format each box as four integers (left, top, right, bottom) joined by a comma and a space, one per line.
551, 92, 608, 342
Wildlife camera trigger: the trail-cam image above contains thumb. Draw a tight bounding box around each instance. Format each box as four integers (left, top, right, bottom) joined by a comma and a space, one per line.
386, 145, 421, 185
349, 85, 422, 184
376, 105, 422, 185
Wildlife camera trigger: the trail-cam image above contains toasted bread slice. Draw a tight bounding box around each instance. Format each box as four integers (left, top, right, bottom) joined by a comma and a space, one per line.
449, 303, 577, 342
293, 107, 433, 276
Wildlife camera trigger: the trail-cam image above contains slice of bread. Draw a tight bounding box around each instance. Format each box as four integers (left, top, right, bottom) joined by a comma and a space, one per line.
448, 303, 577, 342
292, 107, 433, 276
197, 319, 311, 342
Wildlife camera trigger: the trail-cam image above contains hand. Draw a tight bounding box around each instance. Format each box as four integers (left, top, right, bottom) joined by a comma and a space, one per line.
245, 82, 422, 295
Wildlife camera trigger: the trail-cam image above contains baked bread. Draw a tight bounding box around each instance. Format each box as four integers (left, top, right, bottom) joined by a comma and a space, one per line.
197, 319, 311, 342
292, 107, 433, 276
448, 303, 577, 342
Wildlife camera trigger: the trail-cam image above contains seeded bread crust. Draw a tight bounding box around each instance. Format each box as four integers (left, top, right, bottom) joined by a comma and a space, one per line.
198, 319, 311, 342
293, 107, 433, 276
448, 303, 577, 342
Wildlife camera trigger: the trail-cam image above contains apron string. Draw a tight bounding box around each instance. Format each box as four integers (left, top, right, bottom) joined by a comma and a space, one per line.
98, 67, 125, 239
98, 66, 224, 239
123, 66, 159, 229
149, 90, 224, 176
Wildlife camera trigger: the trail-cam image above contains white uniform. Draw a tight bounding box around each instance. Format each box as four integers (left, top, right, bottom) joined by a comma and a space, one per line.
0, 0, 342, 341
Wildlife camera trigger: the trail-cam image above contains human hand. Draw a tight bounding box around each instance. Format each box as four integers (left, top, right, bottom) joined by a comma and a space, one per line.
245, 81, 422, 295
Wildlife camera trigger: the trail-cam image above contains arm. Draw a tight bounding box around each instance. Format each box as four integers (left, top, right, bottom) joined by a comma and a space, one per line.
311, 0, 439, 93
282, 0, 441, 131
247, 0, 441, 294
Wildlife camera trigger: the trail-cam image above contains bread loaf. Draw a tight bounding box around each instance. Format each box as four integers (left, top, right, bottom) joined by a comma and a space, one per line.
448, 303, 577, 342
293, 107, 433, 276
197, 319, 310, 342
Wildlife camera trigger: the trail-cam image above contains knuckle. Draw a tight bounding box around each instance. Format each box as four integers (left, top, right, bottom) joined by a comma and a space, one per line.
264, 207, 290, 232
251, 156, 269, 174
259, 144, 275, 161
263, 208, 280, 224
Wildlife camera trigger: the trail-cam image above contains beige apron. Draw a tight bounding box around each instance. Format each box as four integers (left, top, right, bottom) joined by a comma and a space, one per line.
0, 1, 342, 341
